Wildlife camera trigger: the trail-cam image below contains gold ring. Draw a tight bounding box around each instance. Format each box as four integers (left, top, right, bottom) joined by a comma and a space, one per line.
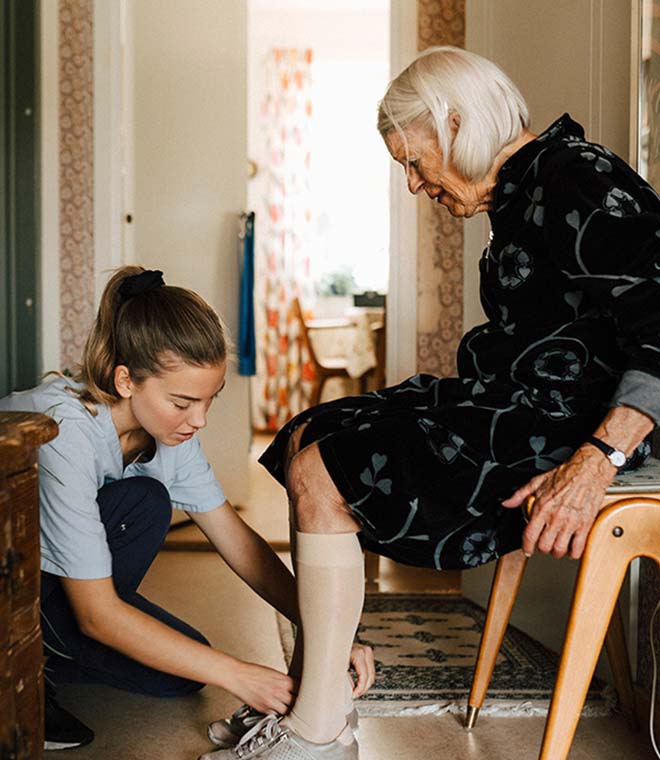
523, 494, 536, 523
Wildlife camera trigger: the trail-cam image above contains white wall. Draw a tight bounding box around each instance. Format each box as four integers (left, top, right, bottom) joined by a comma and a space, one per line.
131, 0, 250, 504
464, 0, 633, 670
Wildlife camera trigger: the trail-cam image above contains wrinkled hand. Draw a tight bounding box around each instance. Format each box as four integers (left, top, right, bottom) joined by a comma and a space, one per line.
501, 446, 617, 560
232, 661, 297, 715
349, 642, 376, 697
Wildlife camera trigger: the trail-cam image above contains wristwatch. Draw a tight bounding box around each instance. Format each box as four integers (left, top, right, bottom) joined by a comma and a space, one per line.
585, 436, 627, 468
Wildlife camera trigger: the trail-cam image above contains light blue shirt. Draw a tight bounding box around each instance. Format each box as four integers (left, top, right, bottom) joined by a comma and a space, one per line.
0, 378, 226, 579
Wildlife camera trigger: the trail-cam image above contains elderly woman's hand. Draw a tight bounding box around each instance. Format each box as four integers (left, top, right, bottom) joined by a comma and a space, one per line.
501, 446, 617, 560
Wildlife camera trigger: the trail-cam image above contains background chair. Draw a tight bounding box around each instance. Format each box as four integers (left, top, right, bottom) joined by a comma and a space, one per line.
368, 309, 386, 392
291, 297, 372, 408
467, 457, 660, 759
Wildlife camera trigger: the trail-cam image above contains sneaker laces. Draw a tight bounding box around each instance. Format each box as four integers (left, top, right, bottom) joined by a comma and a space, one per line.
234, 714, 284, 758
231, 705, 264, 728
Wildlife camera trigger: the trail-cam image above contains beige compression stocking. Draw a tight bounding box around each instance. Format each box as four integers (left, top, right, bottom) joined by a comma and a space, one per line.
283, 531, 364, 744
287, 528, 355, 719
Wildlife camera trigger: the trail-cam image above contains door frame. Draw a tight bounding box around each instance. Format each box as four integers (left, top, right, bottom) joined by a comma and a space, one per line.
2, 0, 39, 394
386, 0, 419, 385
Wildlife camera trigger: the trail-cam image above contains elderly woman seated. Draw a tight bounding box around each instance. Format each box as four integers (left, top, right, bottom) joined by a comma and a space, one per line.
201, 46, 659, 760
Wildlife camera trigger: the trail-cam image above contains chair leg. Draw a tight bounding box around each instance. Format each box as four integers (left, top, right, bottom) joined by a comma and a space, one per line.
539, 534, 631, 760
604, 599, 638, 731
466, 549, 528, 729
364, 551, 380, 590
309, 376, 324, 407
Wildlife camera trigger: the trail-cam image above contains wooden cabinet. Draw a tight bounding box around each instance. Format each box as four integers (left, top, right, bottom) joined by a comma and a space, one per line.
0, 412, 58, 760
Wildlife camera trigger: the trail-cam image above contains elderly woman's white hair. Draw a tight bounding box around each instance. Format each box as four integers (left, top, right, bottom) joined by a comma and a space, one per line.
378, 46, 529, 181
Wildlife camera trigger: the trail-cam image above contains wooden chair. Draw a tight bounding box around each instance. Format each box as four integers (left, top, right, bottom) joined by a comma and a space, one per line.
291, 297, 371, 408
467, 457, 660, 759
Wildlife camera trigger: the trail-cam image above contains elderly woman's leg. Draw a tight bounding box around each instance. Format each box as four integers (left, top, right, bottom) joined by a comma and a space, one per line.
282, 442, 364, 745
206, 428, 358, 754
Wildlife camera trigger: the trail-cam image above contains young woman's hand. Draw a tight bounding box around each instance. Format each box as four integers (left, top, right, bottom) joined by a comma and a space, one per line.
349, 642, 376, 697
230, 661, 297, 715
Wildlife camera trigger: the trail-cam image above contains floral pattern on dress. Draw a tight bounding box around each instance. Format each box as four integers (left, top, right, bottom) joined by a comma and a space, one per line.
603, 188, 642, 217
497, 245, 534, 289
524, 187, 544, 226
532, 349, 583, 382
461, 529, 498, 567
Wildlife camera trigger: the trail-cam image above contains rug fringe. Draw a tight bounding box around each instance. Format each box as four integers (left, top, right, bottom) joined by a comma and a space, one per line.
355, 686, 617, 719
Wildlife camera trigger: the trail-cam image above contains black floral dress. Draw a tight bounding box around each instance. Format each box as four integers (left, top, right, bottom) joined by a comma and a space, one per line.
260, 115, 658, 571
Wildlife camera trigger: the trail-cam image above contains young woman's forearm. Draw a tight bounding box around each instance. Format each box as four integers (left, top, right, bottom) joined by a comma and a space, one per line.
61, 574, 295, 714
191, 504, 299, 624
228, 527, 300, 623
81, 597, 242, 688
82, 599, 294, 713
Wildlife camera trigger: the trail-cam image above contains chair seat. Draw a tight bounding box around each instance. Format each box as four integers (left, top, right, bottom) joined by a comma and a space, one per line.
318, 357, 350, 372
608, 456, 660, 493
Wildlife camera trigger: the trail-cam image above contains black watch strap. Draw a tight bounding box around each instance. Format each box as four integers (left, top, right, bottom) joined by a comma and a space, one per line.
585, 436, 627, 467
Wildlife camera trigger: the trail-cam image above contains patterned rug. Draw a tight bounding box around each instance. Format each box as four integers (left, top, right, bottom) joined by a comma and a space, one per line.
277, 593, 615, 718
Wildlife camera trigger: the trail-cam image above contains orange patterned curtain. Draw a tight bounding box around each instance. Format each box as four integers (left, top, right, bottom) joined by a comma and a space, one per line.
252, 49, 314, 432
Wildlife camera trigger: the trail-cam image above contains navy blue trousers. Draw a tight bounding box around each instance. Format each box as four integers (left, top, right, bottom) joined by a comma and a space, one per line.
41, 477, 209, 697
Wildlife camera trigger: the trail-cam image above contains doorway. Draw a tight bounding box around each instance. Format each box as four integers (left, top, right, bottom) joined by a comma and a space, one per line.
247, 0, 391, 431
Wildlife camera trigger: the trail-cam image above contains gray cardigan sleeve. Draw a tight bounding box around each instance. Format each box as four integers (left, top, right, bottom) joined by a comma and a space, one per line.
609, 369, 660, 426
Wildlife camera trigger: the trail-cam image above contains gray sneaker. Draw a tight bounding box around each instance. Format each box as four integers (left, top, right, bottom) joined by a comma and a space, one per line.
208, 706, 359, 748
198, 715, 358, 760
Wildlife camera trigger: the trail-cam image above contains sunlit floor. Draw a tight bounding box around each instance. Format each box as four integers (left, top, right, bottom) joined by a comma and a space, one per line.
49, 437, 654, 759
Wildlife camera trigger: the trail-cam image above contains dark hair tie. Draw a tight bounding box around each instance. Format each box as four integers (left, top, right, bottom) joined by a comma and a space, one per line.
118, 270, 165, 301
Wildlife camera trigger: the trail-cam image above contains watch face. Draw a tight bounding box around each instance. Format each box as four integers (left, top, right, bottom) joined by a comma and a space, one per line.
610, 451, 627, 467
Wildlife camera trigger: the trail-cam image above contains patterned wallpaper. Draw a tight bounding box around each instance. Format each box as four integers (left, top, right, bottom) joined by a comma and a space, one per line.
418, 0, 465, 50
58, 0, 95, 371
416, 0, 465, 376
